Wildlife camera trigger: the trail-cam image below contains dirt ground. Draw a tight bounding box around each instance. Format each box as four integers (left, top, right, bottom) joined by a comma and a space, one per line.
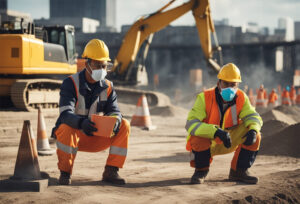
0, 104, 299, 204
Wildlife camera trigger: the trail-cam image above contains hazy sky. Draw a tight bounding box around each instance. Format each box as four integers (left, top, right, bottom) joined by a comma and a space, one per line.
8, 0, 300, 32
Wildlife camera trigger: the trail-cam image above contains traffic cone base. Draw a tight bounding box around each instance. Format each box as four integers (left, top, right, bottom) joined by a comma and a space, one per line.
37, 107, 55, 156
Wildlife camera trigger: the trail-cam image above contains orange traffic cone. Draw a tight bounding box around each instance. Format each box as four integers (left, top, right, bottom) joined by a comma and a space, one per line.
256, 88, 266, 107
130, 94, 156, 130
248, 88, 255, 106
1, 120, 49, 192
281, 88, 291, 106
37, 107, 55, 156
12, 120, 41, 180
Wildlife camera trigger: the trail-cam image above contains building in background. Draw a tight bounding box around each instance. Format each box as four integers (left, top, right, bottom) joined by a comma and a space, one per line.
0, 0, 31, 23
277, 17, 294, 41
50, 0, 116, 32
35, 17, 100, 33
294, 21, 300, 40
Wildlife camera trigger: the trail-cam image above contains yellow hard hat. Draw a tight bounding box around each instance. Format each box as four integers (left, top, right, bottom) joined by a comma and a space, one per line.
217, 63, 242, 82
82, 39, 111, 61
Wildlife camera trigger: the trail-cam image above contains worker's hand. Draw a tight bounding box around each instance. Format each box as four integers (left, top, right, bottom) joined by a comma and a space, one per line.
214, 128, 232, 148
243, 129, 257, 146
81, 119, 97, 136
113, 119, 121, 135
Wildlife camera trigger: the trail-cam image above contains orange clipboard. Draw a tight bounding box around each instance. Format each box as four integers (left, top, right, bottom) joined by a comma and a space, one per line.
91, 114, 117, 137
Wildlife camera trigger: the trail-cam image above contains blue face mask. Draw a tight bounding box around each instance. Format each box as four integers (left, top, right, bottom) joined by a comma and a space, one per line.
220, 87, 237, 102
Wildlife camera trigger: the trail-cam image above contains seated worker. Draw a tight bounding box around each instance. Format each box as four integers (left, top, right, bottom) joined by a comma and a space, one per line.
52, 39, 130, 185
185, 63, 263, 184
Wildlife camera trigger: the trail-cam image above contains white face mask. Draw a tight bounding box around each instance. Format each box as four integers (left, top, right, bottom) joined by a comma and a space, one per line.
87, 64, 107, 81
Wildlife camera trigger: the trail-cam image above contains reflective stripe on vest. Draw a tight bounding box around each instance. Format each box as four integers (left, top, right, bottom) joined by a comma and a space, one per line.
70, 72, 112, 118
204, 88, 244, 129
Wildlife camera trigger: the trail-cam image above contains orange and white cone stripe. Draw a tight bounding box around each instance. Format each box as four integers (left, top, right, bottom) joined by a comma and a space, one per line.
130, 95, 156, 130
37, 107, 55, 156
12, 120, 41, 180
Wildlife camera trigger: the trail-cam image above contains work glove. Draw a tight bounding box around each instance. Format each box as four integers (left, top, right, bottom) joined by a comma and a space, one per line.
113, 119, 121, 136
214, 128, 232, 148
81, 118, 97, 136
243, 129, 257, 146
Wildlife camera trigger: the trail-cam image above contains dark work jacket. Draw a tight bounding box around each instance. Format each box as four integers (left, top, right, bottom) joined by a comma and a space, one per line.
52, 69, 122, 137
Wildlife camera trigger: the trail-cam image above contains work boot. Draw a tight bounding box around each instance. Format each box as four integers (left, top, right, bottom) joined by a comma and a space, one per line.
102, 165, 126, 185
229, 168, 258, 184
190, 169, 209, 184
59, 171, 71, 185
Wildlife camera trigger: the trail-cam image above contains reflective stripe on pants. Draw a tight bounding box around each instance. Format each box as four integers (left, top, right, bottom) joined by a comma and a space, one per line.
189, 123, 261, 170
55, 118, 130, 174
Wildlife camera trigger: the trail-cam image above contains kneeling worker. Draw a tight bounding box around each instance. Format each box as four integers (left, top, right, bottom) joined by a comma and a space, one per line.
185, 63, 262, 184
52, 39, 130, 185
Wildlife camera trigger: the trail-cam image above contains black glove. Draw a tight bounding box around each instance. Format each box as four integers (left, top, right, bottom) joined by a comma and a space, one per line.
113, 119, 121, 135
243, 129, 257, 146
80, 119, 97, 136
214, 128, 232, 148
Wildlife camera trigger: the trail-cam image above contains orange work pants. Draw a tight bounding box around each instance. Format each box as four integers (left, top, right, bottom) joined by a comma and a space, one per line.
55, 118, 130, 174
189, 124, 261, 171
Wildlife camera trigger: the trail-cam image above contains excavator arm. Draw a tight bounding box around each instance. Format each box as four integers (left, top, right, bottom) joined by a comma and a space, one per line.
113, 0, 221, 75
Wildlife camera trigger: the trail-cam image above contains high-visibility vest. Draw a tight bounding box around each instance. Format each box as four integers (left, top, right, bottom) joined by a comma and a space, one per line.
203, 88, 244, 130
69, 72, 112, 118
281, 90, 291, 105
268, 91, 278, 105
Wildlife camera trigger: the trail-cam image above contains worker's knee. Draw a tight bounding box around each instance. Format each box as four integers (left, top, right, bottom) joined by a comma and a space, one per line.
120, 118, 130, 134
55, 124, 77, 139
190, 136, 211, 152
242, 132, 261, 151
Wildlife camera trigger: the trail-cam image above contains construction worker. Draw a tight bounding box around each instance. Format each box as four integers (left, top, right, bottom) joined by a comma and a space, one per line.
52, 39, 130, 185
281, 87, 291, 106
256, 84, 267, 107
185, 63, 262, 185
289, 85, 296, 105
267, 88, 278, 108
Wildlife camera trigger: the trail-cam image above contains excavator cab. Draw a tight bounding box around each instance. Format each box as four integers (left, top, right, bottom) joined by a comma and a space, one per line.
42, 25, 77, 65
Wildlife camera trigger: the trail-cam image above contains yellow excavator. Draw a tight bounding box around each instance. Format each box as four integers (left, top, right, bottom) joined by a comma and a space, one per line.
0, 19, 77, 111
0, 0, 221, 111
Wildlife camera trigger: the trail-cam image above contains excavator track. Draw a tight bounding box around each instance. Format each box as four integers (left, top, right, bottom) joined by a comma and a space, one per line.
10, 80, 170, 111
11, 79, 62, 111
